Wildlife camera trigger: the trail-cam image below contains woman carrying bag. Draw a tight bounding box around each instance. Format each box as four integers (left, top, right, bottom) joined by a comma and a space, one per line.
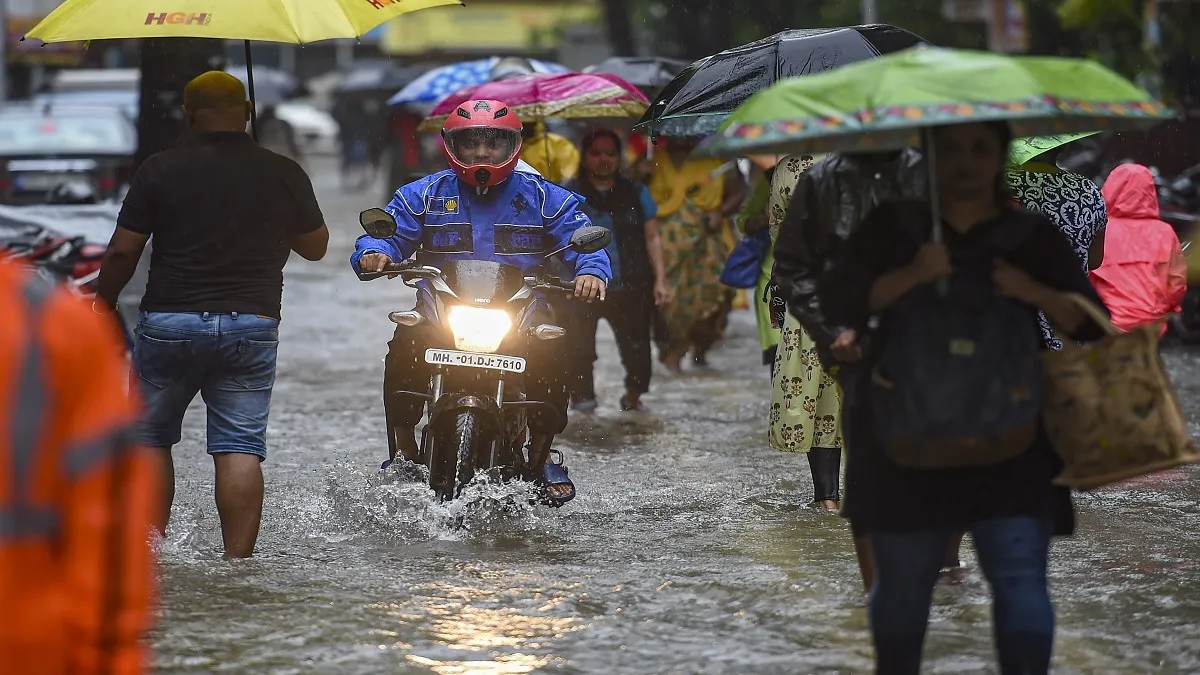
819, 121, 1110, 675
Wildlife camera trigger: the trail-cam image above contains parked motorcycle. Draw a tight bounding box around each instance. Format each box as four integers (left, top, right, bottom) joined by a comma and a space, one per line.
0, 222, 105, 297
356, 208, 611, 501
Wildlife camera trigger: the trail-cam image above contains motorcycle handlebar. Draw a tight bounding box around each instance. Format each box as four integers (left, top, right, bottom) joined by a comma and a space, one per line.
536, 279, 577, 292
357, 260, 418, 281
360, 264, 585, 296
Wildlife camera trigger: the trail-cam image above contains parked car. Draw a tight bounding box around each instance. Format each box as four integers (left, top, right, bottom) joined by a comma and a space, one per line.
49, 68, 139, 93
32, 89, 139, 122
0, 107, 136, 205
273, 100, 340, 156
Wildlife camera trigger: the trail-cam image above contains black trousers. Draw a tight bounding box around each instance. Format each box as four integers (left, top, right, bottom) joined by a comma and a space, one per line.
808, 448, 842, 502
383, 309, 570, 436
565, 289, 654, 400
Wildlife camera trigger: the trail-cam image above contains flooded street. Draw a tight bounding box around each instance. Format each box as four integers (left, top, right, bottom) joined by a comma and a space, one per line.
153, 158, 1200, 674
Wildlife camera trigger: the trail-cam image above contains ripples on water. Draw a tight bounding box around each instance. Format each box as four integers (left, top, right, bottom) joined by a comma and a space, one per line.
154, 351, 1200, 675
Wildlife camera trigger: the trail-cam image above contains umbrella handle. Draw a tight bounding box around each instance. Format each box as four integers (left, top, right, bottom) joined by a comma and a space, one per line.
922, 127, 948, 296
245, 40, 259, 141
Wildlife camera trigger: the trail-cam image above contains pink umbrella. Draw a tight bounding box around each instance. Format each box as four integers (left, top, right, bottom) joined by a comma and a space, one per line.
418, 72, 650, 131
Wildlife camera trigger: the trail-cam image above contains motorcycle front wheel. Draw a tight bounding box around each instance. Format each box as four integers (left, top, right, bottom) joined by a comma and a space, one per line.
429, 410, 483, 502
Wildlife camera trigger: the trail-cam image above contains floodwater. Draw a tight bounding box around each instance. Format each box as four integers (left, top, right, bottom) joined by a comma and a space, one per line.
152, 159, 1200, 674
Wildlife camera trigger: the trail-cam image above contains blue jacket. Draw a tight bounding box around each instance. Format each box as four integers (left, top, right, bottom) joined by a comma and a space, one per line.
351, 169, 611, 282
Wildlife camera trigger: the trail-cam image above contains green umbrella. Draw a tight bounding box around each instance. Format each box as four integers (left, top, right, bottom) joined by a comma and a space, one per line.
1008, 131, 1098, 166
700, 47, 1171, 158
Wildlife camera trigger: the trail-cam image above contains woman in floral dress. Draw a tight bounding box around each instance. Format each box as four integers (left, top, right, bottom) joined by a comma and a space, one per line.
764, 154, 845, 512
647, 137, 743, 372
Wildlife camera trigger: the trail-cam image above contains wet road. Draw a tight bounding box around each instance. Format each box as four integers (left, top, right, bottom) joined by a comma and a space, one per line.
153, 159, 1200, 674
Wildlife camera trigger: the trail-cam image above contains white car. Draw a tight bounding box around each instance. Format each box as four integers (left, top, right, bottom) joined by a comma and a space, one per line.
272, 101, 340, 156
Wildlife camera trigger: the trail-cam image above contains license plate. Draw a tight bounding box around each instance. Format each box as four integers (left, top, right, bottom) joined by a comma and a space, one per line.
14, 173, 73, 191
424, 348, 526, 373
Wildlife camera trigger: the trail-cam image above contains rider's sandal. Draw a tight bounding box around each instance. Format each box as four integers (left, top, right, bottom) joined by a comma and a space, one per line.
539, 449, 576, 507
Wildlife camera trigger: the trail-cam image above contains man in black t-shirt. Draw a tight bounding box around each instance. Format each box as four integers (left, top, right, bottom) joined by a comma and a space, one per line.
94, 71, 329, 558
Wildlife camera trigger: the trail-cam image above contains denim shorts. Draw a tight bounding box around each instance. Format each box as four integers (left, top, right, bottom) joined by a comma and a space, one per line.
133, 311, 279, 460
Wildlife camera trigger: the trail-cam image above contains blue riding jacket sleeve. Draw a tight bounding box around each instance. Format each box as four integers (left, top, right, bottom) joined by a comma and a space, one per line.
536, 178, 612, 283
349, 172, 445, 274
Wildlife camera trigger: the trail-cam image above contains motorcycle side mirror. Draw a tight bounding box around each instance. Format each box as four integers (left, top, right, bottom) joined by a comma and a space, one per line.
568, 226, 612, 254
359, 208, 397, 239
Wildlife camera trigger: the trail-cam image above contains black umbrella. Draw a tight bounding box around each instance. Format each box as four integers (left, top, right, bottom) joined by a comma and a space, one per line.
583, 57, 692, 91
636, 24, 926, 138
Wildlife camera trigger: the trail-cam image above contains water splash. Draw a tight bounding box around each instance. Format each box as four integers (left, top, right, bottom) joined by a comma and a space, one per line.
320, 464, 545, 543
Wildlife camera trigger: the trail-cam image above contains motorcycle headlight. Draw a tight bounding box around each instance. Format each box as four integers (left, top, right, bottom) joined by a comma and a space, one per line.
447, 305, 513, 353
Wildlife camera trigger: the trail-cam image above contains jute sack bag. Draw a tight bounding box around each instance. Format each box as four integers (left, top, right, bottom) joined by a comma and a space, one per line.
1042, 294, 1200, 490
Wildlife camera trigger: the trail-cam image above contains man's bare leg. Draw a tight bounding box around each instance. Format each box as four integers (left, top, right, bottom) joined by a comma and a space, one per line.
155, 446, 174, 535
213, 453, 264, 558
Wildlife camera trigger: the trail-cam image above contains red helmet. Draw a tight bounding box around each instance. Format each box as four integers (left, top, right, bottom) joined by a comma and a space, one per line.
441, 99, 523, 188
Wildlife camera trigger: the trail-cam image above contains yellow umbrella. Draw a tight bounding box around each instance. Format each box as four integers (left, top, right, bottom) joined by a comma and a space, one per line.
24, 0, 460, 44
24, 0, 461, 135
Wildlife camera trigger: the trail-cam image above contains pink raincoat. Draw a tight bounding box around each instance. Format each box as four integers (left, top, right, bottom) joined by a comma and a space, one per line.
1089, 164, 1187, 335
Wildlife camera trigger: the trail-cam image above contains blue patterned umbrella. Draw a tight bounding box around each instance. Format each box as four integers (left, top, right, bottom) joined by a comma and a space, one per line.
387, 57, 569, 106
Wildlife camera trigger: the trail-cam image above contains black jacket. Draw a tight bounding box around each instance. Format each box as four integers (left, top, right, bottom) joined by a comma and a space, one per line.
772, 150, 926, 347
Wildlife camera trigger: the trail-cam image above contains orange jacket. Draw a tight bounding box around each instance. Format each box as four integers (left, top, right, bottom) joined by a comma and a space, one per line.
0, 260, 157, 675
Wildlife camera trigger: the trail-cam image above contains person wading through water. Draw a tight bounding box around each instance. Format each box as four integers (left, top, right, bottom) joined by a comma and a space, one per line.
565, 128, 671, 412
647, 136, 743, 372
820, 121, 1109, 675
95, 71, 329, 558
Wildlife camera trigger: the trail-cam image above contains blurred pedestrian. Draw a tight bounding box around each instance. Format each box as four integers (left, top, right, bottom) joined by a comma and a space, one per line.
333, 95, 380, 192
93, 71, 330, 558
565, 128, 670, 412
1007, 143, 1108, 349
258, 103, 304, 167
648, 136, 743, 372
1090, 163, 1187, 336
820, 122, 1108, 675
520, 118, 580, 184
1, 259, 158, 675
624, 131, 655, 185
384, 106, 428, 203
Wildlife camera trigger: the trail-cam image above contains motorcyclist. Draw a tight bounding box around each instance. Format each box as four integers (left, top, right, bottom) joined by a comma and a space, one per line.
350, 99, 611, 504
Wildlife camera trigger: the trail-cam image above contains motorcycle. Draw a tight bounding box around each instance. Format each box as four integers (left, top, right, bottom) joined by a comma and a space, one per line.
356, 207, 612, 501
0, 222, 106, 297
